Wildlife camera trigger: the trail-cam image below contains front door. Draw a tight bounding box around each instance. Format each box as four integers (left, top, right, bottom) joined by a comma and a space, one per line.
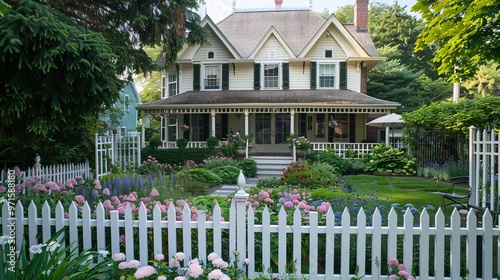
254, 113, 290, 153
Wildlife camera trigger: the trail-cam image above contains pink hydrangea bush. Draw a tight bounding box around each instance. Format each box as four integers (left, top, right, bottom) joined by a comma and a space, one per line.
387, 258, 415, 280
112, 250, 248, 279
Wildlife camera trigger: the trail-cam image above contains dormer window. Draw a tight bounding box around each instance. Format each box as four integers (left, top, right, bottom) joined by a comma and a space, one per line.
207, 51, 215, 59
325, 49, 333, 58
263, 63, 280, 89
204, 65, 220, 90
318, 63, 337, 88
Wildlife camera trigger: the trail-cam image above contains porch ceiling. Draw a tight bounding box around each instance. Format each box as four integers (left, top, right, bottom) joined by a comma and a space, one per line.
138, 90, 399, 115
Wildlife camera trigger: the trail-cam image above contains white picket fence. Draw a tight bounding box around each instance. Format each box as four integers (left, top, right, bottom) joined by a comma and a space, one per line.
95, 133, 141, 178
2, 195, 499, 279
469, 127, 500, 212
0, 161, 90, 184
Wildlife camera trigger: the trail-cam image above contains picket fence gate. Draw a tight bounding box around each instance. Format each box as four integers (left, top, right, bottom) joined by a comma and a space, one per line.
95, 133, 141, 178
2, 193, 500, 280
470, 127, 500, 212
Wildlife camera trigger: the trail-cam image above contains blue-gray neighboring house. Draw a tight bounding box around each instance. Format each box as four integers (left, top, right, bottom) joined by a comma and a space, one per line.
99, 81, 141, 135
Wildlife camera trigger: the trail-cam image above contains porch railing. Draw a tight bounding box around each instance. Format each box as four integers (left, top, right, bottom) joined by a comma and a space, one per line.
312, 142, 377, 158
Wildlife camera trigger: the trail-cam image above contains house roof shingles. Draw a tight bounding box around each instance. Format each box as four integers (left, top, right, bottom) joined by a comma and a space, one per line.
216, 10, 378, 59
138, 90, 399, 109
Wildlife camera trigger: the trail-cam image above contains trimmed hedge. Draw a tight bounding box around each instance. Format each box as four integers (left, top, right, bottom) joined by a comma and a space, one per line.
141, 147, 218, 165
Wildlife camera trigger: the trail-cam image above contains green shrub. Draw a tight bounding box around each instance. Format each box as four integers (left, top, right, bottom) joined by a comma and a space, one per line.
210, 165, 240, 184
237, 157, 258, 177
363, 144, 417, 175
202, 157, 238, 169
307, 149, 350, 174
176, 138, 188, 148
255, 177, 283, 189
281, 162, 338, 189
174, 175, 209, 196
141, 147, 217, 166
178, 168, 222, 187
148, 133, 162, 149
345, 158, 366, 175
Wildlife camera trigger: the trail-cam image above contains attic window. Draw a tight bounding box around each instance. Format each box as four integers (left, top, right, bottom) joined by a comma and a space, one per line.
207, 51, 215, 59
269, 50, 276, 59
325, 50, 333, 58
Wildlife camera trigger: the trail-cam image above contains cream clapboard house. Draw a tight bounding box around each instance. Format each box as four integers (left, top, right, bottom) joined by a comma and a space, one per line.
137, 0, 399, 155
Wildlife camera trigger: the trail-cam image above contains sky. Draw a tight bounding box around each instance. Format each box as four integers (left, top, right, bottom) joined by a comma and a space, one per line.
203, 0, 418, 23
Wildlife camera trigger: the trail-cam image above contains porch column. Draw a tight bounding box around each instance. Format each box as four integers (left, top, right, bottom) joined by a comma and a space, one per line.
290, 109, 295, 134
211, 109, 216, 137
385, 127, 390, 146
164, 116, 169, 147
141, 112, 146, 148
244, 109, 249, 135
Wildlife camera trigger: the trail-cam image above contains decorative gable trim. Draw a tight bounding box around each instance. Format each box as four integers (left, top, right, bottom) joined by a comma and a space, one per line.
247, 26, 296, 59
298, 14, 370, 59
179, 16, 241, 60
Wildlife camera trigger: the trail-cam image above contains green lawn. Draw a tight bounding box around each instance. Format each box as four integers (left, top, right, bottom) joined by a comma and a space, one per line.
344, 175, 470, 215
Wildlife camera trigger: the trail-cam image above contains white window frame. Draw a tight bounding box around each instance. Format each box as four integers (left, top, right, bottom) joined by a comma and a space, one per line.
261, 62, 282, 89
168, 74, 178, 97
202, 64, 221, 90
317, 62, 339, 89
123, 95, 130, 112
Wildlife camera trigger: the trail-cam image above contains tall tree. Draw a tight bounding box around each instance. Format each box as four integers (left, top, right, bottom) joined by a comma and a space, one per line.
413, 0, 500, 81
0, 0, 122, 166
462, 61, 500, 98
334, 5, 353, 23
368, 2, 438, 79
32, 0, 207, 75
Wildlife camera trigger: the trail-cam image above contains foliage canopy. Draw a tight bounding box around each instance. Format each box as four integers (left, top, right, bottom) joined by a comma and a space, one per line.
413, 0, 500, 81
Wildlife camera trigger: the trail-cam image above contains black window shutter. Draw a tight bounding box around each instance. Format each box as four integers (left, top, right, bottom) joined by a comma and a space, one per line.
222, 63, 229, 90
339, 61, 347, 89
253, 63, 261, 90
282, 63, 289, 90
193, 64, 201, 91
310, 61, 317, 89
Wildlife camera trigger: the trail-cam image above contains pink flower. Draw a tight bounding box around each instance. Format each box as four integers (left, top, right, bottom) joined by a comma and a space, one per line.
398, 270, 410, 278
134, 265, 156, 279
244, 258, 250, 265
118, 262, 129, 269
388, 258, 399, 266
212, 258, 228, 268
175, 252, 185, 261
174, 277, 186, 280
93, 179, 100, 185
75, 195, 85, 204
389, 275, 398, 280
102, 188, 110, 196
119, 235, 126, 243
207, 252, 219, 261
398, 264, 407, 271
0, 186, 5, 193
155, 253, 165, 261
64, 212, 69, 219
14, 166, 21, 177
112, 252, 126, 261
128, 259, 140, 268
284, 201, 293, 208
207, 269, 224, 280
94, 184, 102, 189
150, 188, 159, 197
187, 263, 204, 278
169, 258, 180, 267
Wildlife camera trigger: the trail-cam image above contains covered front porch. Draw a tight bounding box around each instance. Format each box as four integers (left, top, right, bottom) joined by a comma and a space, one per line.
137, 90, 400, 156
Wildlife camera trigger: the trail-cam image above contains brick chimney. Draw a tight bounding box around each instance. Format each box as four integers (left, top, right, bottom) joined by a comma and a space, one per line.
275, 0, 283, 8
354, 0, 368, 32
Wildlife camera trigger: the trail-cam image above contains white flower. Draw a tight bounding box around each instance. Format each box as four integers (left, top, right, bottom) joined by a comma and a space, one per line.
29, 244, 45, 254
98, 249, 109, 258
0, 235, 11, 245
46, 241, 60, 252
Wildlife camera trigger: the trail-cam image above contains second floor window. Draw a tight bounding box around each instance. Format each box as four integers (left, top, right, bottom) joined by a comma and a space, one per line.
318, 63, 336, 88
263, 63, 279, 89
124, 95, 130, 112
168, 74, 177, 97
204, 65, 220, 90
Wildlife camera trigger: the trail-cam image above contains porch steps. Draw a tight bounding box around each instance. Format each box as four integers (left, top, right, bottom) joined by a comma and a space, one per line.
252, 155, 293, 178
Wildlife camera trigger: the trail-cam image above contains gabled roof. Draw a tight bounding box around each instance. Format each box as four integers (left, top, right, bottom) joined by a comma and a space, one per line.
215, 9, 378, 60
179, 16, 241, 60
217, 10, 324, 58
248, 26, 295, 59
299, 13, 375, 58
